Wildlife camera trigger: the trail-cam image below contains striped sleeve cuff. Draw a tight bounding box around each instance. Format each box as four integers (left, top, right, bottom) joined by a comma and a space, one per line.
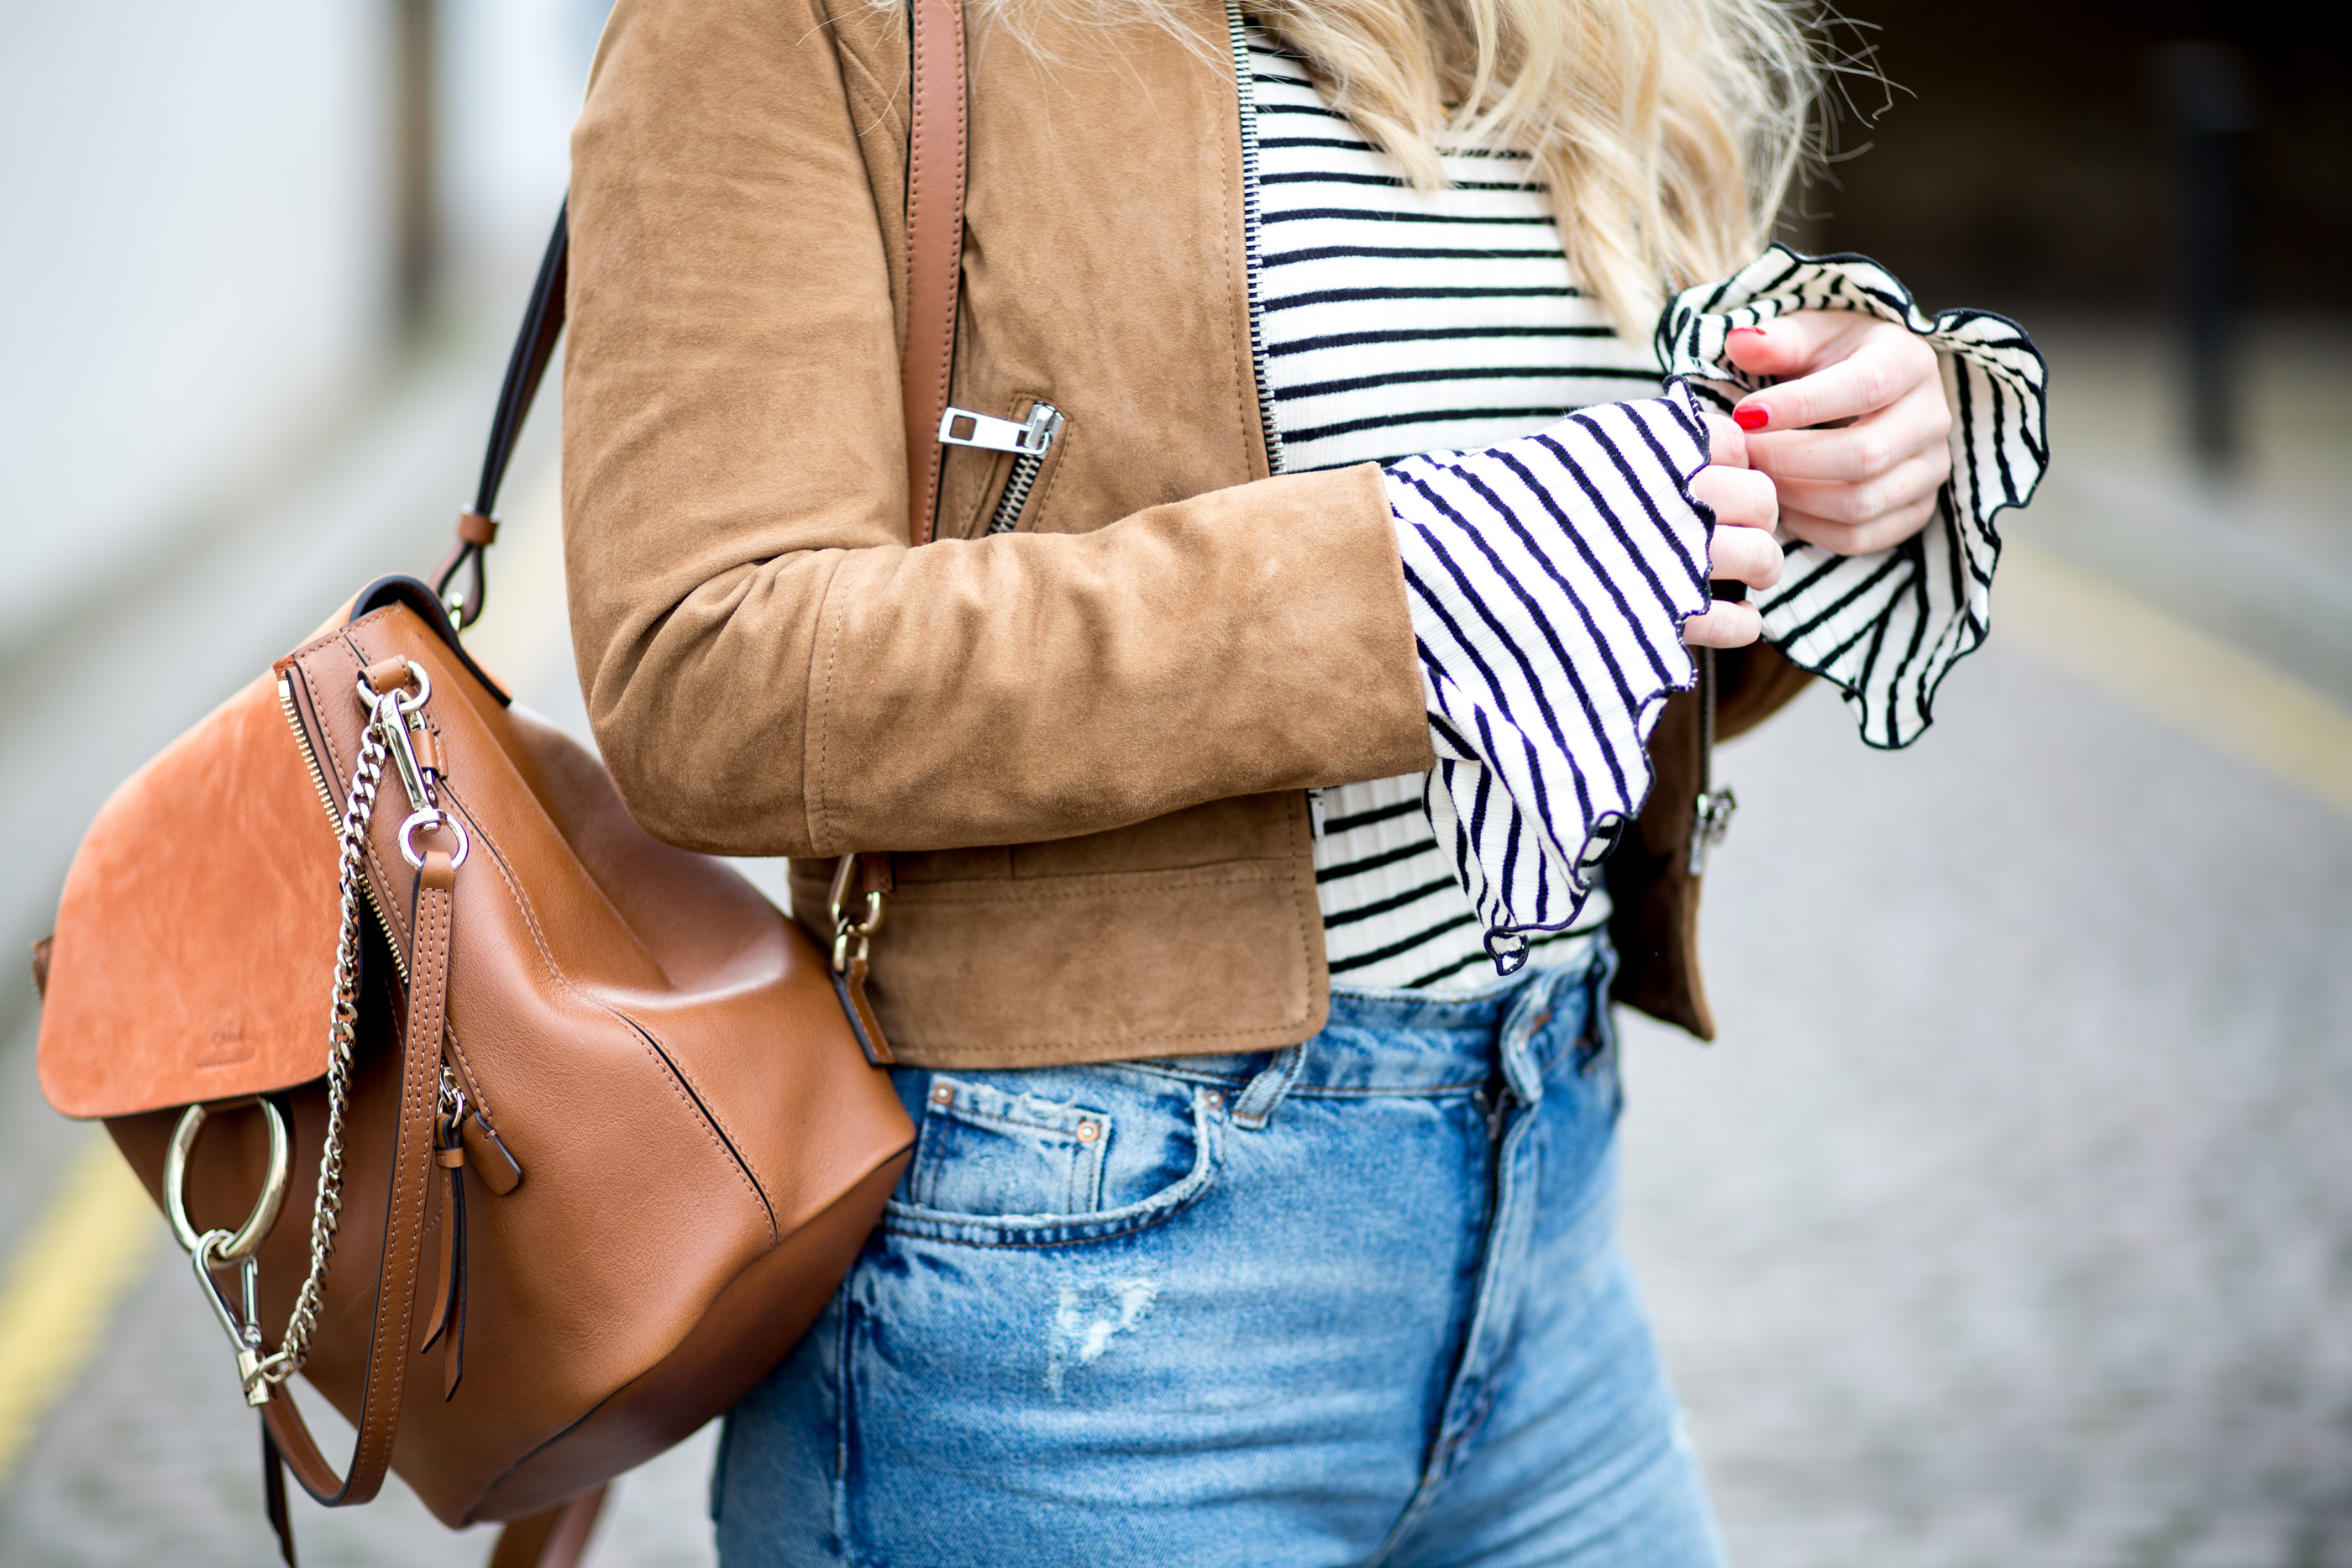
1658, 244, 2051, 748
1384, 383, 1714, 974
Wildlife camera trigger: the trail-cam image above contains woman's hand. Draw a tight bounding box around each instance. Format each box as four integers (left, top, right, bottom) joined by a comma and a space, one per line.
1723, 312, 1953, 557
1683, 413, 1782, 648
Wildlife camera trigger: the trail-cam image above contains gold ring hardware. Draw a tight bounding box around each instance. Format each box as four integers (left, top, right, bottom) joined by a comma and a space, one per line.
827, 852, 888, 975
165, 1099, 291, 1264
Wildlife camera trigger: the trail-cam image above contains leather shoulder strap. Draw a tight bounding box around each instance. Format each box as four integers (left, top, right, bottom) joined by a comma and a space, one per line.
900, 0, 968, 546
260, 854, 457, 1511
433, 0, 969, 621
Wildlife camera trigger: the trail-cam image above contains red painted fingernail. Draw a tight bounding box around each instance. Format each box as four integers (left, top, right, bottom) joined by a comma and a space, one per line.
1727, 326, 1768, 340
1733, 405, 1769, 432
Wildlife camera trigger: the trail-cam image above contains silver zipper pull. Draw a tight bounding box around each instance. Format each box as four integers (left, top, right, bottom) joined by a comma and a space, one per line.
1686, 645, 1733, 876
940, 403, 1063, 456
1688, 787, 1737, 876
976, 402, 1065, 535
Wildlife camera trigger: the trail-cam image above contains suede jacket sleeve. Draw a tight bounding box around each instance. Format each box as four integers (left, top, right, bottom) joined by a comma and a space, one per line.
562, 0, 1433, 860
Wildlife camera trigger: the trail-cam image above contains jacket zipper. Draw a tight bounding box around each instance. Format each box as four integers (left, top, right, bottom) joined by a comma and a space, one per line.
1225, 0, 1285, 476
988, 402, 1063, 533
1234, 0, 1300, 831
937, 11, 1278, 523
1687, 649, 1736, 875
939, 401, 1064, 533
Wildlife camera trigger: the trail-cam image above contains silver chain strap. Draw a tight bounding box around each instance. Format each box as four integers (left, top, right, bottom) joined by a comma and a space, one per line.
252, 697, 395, 1388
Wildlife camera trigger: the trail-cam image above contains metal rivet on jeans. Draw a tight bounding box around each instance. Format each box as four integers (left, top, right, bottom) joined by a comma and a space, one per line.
930, 1083, 953, 1105
1075, 1121, 1100, 1143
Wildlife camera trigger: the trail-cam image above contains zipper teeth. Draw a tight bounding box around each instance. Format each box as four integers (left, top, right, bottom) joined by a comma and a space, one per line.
988, 453, 1045, 533
278, 672, 408, 985
279, 676, 340, 827
1226, 0, 1285, 476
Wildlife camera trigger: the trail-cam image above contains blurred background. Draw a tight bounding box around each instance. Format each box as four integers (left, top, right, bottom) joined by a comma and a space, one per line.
1, 2, 2347, 1564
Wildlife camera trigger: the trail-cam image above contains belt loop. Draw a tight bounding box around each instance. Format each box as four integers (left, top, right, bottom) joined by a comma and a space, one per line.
1230, 1045, 1305, 1130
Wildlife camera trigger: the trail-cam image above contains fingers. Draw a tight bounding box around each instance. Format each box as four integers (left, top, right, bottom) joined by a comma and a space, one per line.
1683, 459, 1782, 648
1683, 600, 1763, 648
1719, 311, 1867, 380
1705, 517, 1782, 590
1688, 464, 1775, 535
1715, 312, 1950, 559
1727, 317, 1939, 435
1779, 490, 1940, 557
1703, 409, 1750, 469
1769, 446, 1949, 531
1741, 375, 1952, 484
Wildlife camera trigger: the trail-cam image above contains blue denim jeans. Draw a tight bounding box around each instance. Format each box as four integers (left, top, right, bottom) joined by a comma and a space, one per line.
713, 943, 1725, 1567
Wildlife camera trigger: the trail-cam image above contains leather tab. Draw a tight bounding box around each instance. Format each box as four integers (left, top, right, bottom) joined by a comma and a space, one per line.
460, 1111, 523, 1195
456, 511, 499, 546
418, 1148, 469, 1401
421, 1164, 458, 1353
412, 721, 446, 780
29, 934, 50, 999
832, 959, 895, 1067
364, 657, 413, 697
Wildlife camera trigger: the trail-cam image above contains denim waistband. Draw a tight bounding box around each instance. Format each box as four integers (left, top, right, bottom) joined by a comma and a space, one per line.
1134, 938, 1615, 1098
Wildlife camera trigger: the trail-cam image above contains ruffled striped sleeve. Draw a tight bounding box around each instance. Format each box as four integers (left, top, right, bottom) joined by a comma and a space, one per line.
1657, 245, 2050, 747
1385, 384, 1714, 973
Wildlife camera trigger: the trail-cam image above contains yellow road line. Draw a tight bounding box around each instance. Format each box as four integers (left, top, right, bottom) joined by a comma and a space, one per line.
1999, 541, 2352, 823
0, 1131, 162, 1485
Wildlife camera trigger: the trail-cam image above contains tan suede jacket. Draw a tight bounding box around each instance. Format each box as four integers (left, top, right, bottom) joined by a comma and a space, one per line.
563, 0, 1809, 1068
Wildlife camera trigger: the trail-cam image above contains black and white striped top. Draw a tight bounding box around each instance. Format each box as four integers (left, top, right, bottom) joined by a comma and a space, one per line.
1251, 39, 1659, 989
1242, 36, 2050, 986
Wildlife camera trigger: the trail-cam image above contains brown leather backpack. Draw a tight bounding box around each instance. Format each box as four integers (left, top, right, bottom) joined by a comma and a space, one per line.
29, 0, 974, 1560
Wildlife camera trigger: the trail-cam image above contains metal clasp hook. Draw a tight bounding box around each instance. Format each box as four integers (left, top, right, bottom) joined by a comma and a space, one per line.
828, 852, 887, 975
166, 1100, 292, 1405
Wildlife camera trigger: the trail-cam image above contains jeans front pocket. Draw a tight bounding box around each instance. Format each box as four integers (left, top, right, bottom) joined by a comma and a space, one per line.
885, 1067, 1222, 1249
909, 1075, 1110, 1217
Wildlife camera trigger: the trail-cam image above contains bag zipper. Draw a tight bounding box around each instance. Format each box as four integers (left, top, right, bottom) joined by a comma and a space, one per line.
281, 663, 513, 1161
939, 401, 1065, 533
277, 669, 409, 986
1225, 0, 1284, 476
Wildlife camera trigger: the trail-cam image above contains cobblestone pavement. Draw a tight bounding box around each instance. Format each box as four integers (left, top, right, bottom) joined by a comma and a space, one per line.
1623, 649, 2352, 1568
3, 328, 2349, 1565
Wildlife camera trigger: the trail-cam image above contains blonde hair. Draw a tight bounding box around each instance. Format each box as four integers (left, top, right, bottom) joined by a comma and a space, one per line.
973, 0, 1824, 338
1248, 0, 1820, 336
